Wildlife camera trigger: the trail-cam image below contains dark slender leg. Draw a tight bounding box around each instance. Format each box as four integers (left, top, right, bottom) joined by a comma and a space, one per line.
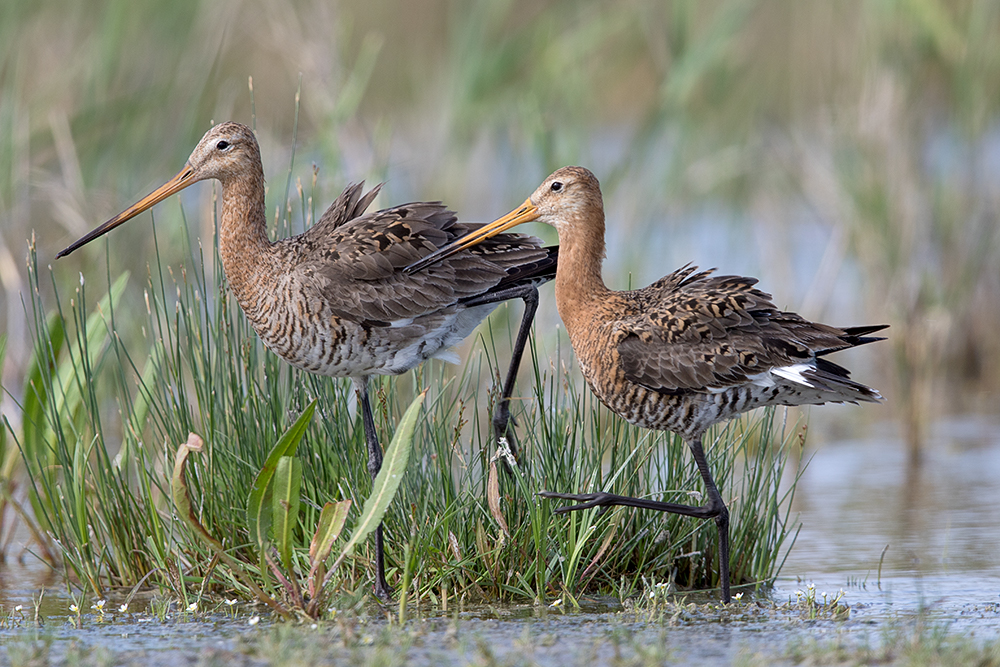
539, 435, 731, 603
687, 437, 730, 604
353, 376, 392, 602
461, 284, 541, 460
492, 288, 539, 458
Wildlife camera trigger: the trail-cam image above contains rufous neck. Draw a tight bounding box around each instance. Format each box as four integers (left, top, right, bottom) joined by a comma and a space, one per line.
217, 171, 272, 269
215, 168, 277, 314
553, 210, 610, 327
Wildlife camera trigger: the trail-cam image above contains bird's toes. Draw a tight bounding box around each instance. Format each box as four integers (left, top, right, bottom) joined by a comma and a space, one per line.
372, 583, 393, 604
537, 491, 592, 501
538, 491, 606, 514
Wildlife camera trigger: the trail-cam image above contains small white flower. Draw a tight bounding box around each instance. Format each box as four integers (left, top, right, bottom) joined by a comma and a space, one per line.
187, 602, 198, 612
118, 603, 129, 613
310, 623, 318, 630
733, 592, 744, 601
13, 605, 23, 612
91, 600, 106, 612
224, 598, 238, 607
69, 604, 79, 613
248, 615, 260, 626
549, 598, 563, 608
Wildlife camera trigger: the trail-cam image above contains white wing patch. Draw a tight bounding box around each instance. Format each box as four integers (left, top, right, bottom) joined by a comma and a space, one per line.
770, 363, 816, 388
707, 371, 777, 393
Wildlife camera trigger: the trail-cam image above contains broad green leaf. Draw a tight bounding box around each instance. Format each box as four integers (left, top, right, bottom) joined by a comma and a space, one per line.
116, 339, 165, 468
52, 272, 130, 424
246, 401, 316, 552
272, 456, 302, 572
336, 391, 424, 562
20, 272, 125, 534
307, 499, 352, 598
21, 312, 65, 466
309, 500, 351, 566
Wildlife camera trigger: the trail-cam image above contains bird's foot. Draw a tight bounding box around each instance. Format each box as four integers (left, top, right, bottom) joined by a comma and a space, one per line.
372, 579, 393, 604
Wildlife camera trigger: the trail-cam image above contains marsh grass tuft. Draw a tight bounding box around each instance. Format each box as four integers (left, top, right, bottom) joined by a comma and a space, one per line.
5, 72, 801, 607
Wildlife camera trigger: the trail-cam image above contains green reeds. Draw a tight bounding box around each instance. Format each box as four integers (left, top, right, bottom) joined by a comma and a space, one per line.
6, 216, 801, 607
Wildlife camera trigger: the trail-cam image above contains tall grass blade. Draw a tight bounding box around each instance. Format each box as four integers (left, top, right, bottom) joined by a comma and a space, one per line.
0, 334, 8, 476
116, 339, 164, 469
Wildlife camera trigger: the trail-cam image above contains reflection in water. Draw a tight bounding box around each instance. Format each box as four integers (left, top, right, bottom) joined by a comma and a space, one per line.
778, 414, 1000, 619
0, 551, 61, 616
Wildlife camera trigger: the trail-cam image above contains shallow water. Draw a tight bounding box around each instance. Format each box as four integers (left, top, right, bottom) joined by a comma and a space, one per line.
1, 416, 998, 665
777, 414, 1000, 629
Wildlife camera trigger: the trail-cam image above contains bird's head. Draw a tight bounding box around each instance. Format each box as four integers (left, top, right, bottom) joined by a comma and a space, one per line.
404, 166, 604, 274
183, 122, 261, 183
56, 122, 261, 258
525, 166, 604, 236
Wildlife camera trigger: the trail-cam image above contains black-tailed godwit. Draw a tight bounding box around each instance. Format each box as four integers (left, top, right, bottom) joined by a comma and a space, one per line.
406, 165, 885, 603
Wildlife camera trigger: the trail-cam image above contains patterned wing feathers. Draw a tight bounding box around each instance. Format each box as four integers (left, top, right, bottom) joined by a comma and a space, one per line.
291, 186, 546, 324
616, 267, 864, 393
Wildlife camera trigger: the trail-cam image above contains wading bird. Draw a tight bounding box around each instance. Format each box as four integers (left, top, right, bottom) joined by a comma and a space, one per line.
57, 122, 557, 602
406, 166, 886, 603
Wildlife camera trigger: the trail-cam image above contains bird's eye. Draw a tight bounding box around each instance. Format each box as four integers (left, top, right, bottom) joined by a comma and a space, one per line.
216, 140, 231, 150
550, 181, 563, 192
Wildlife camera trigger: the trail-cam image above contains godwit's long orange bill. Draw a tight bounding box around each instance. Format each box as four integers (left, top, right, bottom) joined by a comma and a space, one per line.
56, 164, 198, 259
404, 198, 539, 274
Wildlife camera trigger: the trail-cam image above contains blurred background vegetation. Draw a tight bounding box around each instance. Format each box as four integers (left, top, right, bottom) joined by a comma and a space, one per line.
3, 0, 999, 456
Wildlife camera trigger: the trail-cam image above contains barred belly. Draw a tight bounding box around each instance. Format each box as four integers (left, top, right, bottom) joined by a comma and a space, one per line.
588, 370, 791, 440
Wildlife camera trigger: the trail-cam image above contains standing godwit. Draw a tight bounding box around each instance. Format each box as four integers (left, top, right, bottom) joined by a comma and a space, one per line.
406, 166, 886, 603
56, 122, 557, 602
